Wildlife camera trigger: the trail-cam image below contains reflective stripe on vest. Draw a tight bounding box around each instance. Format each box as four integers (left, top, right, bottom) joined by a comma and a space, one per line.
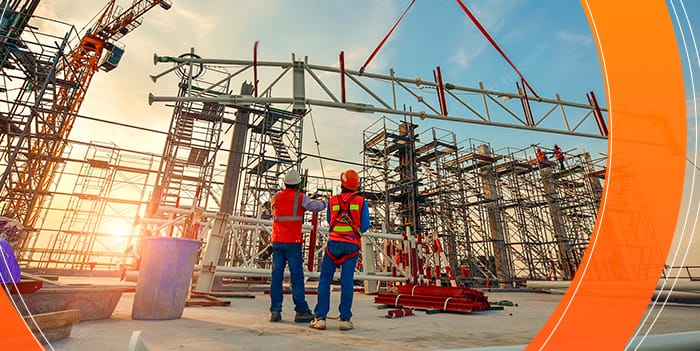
276, 191, 303, 221
329, 194, 364, 245
272, 189, 305, 243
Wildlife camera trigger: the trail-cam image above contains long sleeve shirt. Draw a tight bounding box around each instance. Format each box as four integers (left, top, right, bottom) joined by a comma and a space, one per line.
302, 194, 327, 213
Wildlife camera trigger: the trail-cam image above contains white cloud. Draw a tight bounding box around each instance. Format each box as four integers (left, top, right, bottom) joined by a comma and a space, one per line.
449, 42, 487, 69
557, 30, 594, 47
467, 0, 523, 33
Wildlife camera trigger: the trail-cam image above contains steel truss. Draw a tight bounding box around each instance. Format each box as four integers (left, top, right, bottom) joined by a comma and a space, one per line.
147, 55, 608, 140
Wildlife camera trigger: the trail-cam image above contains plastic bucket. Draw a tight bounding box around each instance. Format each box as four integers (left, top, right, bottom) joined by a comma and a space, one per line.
131, 236, 200, 320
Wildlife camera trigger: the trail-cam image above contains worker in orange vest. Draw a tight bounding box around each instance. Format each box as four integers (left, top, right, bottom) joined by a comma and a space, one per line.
552, 144, 565, 170
535, 147, 548, 164
310, 169, 370, 331
269, 170, 326, 323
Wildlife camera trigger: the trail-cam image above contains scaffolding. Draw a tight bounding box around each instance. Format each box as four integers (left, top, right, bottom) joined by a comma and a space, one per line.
0, 0, 169, 265
238, 106, 302, 217
416, 127, 461, 279
450, 140, 509, 283
143, 62, 227, 239
222, 103, 304, 268
362, 117, 605, 284
17, 141, 158, 270
0, 4, 81, 256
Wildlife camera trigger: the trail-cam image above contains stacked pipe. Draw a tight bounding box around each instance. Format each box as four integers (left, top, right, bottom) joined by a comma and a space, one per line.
374, 284, 491, 313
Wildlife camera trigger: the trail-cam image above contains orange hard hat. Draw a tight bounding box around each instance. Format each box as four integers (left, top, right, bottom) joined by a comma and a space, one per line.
340, 169, 359, 191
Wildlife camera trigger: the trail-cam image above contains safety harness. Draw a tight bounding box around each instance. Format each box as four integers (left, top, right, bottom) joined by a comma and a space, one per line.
326, 194, 361, 266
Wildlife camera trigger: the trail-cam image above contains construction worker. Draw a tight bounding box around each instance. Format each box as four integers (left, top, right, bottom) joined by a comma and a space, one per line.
310, 169, 370, 331
269, 170, 327, 323
535, 147, 548, 164
552, 144, 565, 170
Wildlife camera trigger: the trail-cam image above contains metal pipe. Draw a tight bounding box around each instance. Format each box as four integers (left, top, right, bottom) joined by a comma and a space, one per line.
209, 266, 409, 282
146, 93, 606, 139
148, 208, 410, 241
526, 280, 700, 292
126, 266, 408, 283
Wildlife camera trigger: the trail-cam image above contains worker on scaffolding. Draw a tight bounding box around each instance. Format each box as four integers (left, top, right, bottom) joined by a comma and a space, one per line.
269, 170, 327, 323
311, 169, 370, 331
552, 144, 566, 170
535, 147, 549, 165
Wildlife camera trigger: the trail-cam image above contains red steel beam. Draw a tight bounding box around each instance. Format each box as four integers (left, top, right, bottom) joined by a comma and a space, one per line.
340, 51, 347, 103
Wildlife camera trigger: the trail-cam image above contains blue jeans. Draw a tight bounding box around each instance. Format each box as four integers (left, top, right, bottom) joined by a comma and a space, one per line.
270, 242, 310, 313
313, 240, 359, 321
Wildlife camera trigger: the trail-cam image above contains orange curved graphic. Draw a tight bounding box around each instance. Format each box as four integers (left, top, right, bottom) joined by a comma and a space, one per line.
527, 1, 686, 350
0, 286, 43, 349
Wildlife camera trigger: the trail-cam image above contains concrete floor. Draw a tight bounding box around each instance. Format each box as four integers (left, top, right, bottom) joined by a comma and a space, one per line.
38, 280, 700, 351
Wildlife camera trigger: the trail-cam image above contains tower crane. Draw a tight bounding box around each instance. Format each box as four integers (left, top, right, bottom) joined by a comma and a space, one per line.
0, 0, 171, 252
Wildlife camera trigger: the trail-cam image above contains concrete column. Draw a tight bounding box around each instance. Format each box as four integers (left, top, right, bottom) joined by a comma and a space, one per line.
583, 152, 604, 201
540, 167, 574, 279
480, 165, 510, 282
216, 82, 254, 266
195, 82, 253, 292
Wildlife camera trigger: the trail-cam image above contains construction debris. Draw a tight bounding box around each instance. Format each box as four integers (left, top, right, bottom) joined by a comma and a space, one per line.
386, 308, 414, 319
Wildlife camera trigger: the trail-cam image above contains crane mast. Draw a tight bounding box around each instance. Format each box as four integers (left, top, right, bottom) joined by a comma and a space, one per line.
0, 0, 171, 252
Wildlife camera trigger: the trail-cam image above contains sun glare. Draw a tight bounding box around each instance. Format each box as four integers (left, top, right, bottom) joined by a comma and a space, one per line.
106, 221, 132, 237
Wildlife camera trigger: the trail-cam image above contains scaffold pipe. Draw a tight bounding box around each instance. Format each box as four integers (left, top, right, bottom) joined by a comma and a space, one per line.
205, 266, 409, 282
526, 280, 700, 292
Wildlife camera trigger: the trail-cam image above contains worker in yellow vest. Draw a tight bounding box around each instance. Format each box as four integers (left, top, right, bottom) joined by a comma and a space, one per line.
310, 169, 370, 331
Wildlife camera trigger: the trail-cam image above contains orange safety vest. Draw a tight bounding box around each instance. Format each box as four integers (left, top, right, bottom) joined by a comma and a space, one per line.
328, 193, 364, 246
271, 188, 305, 243
536, 150, 547, 162
553, 147, 564, 160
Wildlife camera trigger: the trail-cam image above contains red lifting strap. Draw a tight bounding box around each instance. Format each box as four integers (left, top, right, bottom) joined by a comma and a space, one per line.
359, 0, 416, 75
455, 0, 540, 99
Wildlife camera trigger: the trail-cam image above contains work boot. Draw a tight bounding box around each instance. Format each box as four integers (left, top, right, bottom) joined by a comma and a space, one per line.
270, 310, 282, 322
294, 310, 314, 323
339, 319, 354, 331
309, 317, 326, 330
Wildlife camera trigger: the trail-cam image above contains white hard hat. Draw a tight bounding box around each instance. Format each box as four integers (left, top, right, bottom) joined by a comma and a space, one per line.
284, 170, 302, 185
